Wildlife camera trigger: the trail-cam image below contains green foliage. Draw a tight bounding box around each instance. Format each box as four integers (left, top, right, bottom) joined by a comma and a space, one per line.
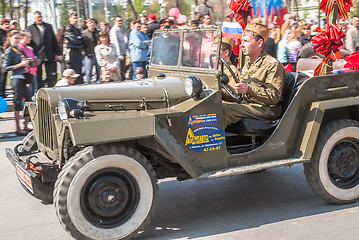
132, 0, 146, 15
0, 1, 8, 16
55, 0, 192, 29
177, 1, 191, 17
57, 0, 80, 27
144, 2, 161, 16
301, 6, 312, 20
349, 1, 359, 18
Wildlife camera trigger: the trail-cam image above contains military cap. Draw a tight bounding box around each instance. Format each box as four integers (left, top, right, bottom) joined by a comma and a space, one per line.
213, 35, 235, 50
221, 38, 235, 50
159, 18, 174, 28
245, 22, 269, 42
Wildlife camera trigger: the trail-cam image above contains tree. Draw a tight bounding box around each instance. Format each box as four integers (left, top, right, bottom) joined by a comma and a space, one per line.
25, 0, 29, 27
0, 0, 7, 17
58, 0, 71, 27
9, 0, 13, 19
349, 1, 359, 18
128, 0, 137, 18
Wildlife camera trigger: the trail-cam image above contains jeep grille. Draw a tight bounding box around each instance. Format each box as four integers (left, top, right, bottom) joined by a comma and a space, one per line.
38, 97, 57, 151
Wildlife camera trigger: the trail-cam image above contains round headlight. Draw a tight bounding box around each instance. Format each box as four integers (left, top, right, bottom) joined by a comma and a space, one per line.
184, 76, 203, 99
58, 100, 68, 120
58, 98, 84, 120
184, 78, 194, 96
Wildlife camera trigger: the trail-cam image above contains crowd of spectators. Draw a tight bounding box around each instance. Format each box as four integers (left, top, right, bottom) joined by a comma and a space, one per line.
1, 11, 358, 92
0, 9, 358, 134
260, 13, 358, 70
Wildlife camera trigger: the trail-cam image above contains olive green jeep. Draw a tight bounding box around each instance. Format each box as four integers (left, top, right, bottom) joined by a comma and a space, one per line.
6, 27, 359, 240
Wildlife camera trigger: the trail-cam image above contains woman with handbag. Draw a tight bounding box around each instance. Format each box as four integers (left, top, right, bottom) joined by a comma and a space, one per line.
18, 30, 39, 96
2, 30, 32, 136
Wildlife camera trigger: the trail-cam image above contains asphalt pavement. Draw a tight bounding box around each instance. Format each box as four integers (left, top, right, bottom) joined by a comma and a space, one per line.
1, 110, 359, 240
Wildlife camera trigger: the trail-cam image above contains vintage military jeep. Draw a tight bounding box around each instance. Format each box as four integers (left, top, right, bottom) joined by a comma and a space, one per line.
6, 27, 359, 240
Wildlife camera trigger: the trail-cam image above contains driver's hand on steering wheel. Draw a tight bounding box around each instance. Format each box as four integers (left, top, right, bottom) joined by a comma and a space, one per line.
235, 82, 249, 94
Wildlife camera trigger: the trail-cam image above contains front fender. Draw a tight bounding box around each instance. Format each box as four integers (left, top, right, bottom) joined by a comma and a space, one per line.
23, 102, 37, 122
297, 96, 359, 160
63, 111, 155, 146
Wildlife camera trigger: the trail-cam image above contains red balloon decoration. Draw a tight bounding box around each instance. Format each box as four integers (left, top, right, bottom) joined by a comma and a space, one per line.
168, 8, 181, 18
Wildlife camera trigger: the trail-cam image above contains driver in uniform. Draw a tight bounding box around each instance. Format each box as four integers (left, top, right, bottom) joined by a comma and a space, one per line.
223, 23, 285, 127
218, 37, 241, 102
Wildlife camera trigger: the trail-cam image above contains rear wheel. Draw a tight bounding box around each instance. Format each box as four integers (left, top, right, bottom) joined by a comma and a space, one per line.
54, 144, 158, 240
304, 120, 359, 204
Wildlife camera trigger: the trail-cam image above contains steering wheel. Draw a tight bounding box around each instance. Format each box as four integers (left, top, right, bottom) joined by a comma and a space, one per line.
218, 56, 241, 101
209, 53, 241, 101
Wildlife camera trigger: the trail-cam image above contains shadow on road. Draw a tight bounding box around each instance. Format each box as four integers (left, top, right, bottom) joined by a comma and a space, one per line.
0, 133, 24, 142
139, 166, 359, 239
0, 116, 15, 122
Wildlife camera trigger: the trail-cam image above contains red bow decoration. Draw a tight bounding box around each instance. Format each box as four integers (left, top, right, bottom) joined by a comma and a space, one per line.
344, 51, 359, 70
319, 0, 352, 21
311, 24, 345, 76
229, 0, 253, 29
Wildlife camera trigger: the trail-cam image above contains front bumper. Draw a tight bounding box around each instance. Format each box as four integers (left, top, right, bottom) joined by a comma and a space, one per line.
6, 148, 37, 194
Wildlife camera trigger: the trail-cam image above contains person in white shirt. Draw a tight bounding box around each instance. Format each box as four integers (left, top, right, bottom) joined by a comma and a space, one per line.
110, 16, 127, 80
56, 69, 79, 86
345, 16, 359, 53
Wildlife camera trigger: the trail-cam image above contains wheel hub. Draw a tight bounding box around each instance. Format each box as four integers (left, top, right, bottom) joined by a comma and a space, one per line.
105, 191, 116, 203
81, 168, 140, 228
328, 140, 359, 188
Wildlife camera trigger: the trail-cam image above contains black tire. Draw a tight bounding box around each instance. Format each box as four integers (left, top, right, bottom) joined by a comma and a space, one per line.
298, 42, 322, 59
304, 120, 359, 204
53, 144, 158, 240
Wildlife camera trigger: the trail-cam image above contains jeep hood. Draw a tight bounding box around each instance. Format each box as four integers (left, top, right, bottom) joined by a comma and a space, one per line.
36, 76, 189, 111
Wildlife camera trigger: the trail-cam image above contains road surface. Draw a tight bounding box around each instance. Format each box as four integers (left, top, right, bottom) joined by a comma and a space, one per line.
1, 111, 359, 240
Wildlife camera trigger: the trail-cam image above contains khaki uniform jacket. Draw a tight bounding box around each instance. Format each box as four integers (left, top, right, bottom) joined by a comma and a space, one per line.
242, 51, 285, 116
221, 61, 241, 103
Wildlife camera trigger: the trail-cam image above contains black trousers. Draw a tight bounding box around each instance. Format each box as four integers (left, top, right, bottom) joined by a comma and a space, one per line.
69, 49, 83, 84
36, 60, 57, 89
120, 58, 126, 80
0, 71, 8, 97
11, 78, 31, 111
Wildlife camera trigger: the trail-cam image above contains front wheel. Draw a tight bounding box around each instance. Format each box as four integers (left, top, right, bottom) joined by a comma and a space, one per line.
304, 120, 359, 204
53, 144, 158, 240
